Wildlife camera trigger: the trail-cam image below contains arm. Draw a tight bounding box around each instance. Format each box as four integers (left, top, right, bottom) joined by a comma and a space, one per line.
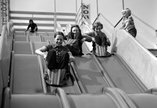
35, 46, 47, 59
68, 51, 75, 62
82, 33, 94, 42
25, 24, 30, 32
34, 24, 38, 32
124, 16, 133, 29
120, 19, 126, 29
121, 16, 133, 30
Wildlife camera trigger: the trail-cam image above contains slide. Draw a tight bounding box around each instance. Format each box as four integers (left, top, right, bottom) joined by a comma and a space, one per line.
10, 32, 147, 95
97, 54, 146, 94
72, 55, 111, 94
80, 42, 147, 94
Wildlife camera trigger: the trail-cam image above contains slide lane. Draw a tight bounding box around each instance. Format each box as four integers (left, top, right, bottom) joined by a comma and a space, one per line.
10, 51, 82, 94
73, 55, 111, 94
39, 57, 82, 94
10, 53, 45, 94
97, 54, 147, 94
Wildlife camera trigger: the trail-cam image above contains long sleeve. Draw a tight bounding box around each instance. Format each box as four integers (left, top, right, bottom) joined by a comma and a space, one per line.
26, 24, 30, 31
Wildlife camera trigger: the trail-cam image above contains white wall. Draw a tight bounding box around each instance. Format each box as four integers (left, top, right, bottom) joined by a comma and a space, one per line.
0, 4, 2, 33
56, 0, 76, 12
97, 0, 122, 26
125, 0, 157, 29
9, 0, 157, 29
10, 0, 76, 12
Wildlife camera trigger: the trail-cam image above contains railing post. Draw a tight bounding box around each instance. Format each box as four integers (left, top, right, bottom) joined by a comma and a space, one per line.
75, 0, 77, 13
122, 0, 125, 9
54, 0, 57, 32
96, 0, 99, 16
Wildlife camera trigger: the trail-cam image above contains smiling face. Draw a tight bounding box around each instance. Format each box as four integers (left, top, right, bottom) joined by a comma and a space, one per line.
122, 10, 127, 17
72, 27, 79, 34
54, 34, 64, 46
93, 22, 103, 33
95, 26, 102, 32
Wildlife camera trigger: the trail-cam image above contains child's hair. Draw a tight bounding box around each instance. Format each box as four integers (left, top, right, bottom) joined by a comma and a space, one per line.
69, 24, 82, 40
92, 22, 103, 30
29, 19, 33, 23
70, 24, 81, 34
125, 8, 131, 16
54, 31, 65, 38
122, 8, 131, 17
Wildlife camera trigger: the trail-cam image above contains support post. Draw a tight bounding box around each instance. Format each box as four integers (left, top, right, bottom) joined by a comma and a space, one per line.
54, 0, 57, 32
122, 0, 125, 9
96, 0, 99, 16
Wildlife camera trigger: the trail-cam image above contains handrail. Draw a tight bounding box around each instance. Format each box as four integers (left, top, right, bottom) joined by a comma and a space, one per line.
2, 87, 11, 108
70, 62, 87, 93
56, 88, 71, 108
103, 88, 137, 108
79, 12, 115, 37
114, 17, 123, 28
116, 88, 137, 108
37, 56, 47, 94
99, 13, 114, 27
92, 13, 101, 25
9, 51, 15, 93
83, 42, 115, 87
104, 88, 128, 108
132, 13, 156, 31
113, 13, 156, 31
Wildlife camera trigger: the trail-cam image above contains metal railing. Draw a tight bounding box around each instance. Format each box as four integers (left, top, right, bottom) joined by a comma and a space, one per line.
132, 13, 157, 49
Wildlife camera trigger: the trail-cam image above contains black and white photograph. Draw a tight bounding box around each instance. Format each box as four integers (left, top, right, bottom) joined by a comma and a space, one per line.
0, 0, 157, 108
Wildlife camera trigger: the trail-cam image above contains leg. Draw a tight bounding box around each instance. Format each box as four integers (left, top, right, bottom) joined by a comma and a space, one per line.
128, 28, 137, 38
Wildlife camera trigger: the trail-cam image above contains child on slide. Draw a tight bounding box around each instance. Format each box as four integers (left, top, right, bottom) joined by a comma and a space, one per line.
84, 22, 111, 56
35, 31, 74, 86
